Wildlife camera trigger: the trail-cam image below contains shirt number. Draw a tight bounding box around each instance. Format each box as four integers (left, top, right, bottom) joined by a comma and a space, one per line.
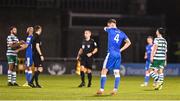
114, 34, 119, 43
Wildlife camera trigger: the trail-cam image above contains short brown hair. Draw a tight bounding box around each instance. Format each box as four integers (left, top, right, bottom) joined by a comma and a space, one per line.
107, 19, 116, 24
34, 25, 42, 32
9, 26, 16, 31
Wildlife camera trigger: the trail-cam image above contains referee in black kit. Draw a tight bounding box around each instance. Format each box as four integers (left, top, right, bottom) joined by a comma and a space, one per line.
77, 30, 98, 87
29, 25, 44, 88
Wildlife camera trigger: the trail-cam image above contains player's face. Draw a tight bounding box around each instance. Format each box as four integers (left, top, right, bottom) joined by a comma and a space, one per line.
27, 27, 34, 35
84, 31, 91, 39
107, 22, 116, 27
37, 28, 42, 35
39, 28, 42, 35
147, 38, 153, 44
156, 30, 160, 36
107, 22, 111, 27
11, 28, 17, 35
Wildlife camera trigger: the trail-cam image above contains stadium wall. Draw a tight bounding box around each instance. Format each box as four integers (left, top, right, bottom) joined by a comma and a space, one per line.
0, 59, 180, 76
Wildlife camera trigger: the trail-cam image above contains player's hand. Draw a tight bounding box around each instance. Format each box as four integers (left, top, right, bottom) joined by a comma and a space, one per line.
40, 55, 44, 61
15, 50, 19, 53
76, 56, 80, 60
87, 53, 93, 57
150, 56, 153, 63
19, 40, 25, 44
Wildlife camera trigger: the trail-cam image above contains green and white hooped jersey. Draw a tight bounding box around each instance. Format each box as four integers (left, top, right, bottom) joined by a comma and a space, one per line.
6, 34, 19, 56
153, 37, 167, 60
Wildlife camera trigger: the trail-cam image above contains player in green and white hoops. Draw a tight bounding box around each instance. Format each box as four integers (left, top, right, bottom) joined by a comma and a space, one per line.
6, 26, 20, 86
149, 27, 167, 90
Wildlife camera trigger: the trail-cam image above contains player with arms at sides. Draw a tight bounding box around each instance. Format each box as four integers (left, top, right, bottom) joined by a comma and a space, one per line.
28, 25, 44, 88
96, 19, 131, 95
6, 26, 25, 86
141, 36, 154, 87
149, 27, 167, 90
15, 27, 34, 87
77, 30, 98, 87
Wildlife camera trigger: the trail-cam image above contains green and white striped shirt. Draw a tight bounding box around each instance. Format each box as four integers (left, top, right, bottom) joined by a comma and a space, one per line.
153, 37, 167, 60
6, 34, 19, 56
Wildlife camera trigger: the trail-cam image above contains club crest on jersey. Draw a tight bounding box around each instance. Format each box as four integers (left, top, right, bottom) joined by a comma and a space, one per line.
87, 45, 90, 48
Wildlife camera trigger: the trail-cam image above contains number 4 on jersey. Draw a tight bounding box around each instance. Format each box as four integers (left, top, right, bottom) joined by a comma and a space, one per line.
114, 34, 119, 43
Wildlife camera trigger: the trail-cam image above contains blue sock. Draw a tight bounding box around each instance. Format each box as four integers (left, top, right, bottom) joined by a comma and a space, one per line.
114, 76, 120, 89
25, 70, 28, 82
100, 75, 106, 90
144, 76, 150, 83
28, 71, 32, 83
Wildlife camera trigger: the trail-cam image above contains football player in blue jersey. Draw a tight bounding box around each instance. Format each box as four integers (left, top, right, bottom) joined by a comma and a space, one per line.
140, 36, 153, 87
15, 27, 34, 87
96, 19, 131, 95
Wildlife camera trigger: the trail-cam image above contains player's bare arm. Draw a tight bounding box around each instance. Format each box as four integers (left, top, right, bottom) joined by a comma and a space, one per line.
77, 48, 83, 60
144, 52, 147, 59
36, 43, 44, 61
87, 48, 98, 57
120, 38, 131, 52
15, 43, 28, 53
150, 44, 158, 62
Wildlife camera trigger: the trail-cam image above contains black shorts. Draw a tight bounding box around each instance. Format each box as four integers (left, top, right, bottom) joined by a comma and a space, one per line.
80, 56, 93, 69
33, 54, 43, 67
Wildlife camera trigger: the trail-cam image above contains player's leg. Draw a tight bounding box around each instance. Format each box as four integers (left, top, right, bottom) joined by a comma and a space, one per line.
29, 55, 37, 87
141, 61, 150, 87
87, 58, 93, 87
23, 57, 33, 87
110, 69, 120, 95
96, 68, 108, 95
78, 65, 86, 87
34, 56, 43, 88
29, 54, 43, 88
11, 56, 19, 86
155, 60, 165, 90
149, 61, 159, 83
7, 56, 14, 86
34, 66, 43, 88
97, 53, 112, 95
110, 58, 121, 95
87, 69, 92, 87
27, 57, 33, 83
28, 67, 33, 83
29, 67, 36, 87
78, 57, 86, 87
25, 58, 30, 82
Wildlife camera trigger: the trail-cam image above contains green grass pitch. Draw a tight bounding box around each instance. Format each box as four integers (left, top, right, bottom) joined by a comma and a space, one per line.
0, 74, 180, 100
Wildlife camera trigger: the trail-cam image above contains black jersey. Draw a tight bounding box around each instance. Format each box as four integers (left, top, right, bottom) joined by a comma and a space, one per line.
32, 33, 42, 56
81, 39, 97, 57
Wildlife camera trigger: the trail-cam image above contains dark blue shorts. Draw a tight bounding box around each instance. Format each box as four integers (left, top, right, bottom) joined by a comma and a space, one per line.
145, 60, 151, 70
25, 56, 33, 67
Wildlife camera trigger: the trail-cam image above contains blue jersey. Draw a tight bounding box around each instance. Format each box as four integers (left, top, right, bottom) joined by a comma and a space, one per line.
105, 27, 128, 57
26, 35, 33, 58
145, 44, 153, 61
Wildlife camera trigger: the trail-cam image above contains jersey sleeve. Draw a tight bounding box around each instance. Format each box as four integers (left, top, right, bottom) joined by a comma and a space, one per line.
7, 36, 13, 44
93, 41, 98, 48
123, 32, 128, 40
154, 38, 158, 45
26, 37, 32, 45
34, 35, 40, 44
104, 27, 111, 32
